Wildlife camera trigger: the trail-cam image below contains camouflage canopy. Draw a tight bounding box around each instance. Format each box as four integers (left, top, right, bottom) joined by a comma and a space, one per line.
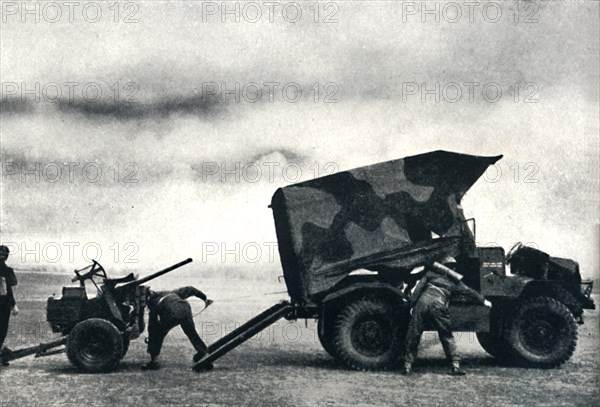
271, 150, 502, 302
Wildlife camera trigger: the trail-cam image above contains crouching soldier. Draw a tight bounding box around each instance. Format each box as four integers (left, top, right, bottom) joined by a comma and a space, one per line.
403, 257, 491, 376
142, 286, 213, 370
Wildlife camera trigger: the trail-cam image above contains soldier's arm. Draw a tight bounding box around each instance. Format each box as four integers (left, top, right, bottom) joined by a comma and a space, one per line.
7, 267, 17, 287
455, 281, 486, 305
410, 273, 430, 307
174, 286, 207, 301
6, 268, 16, 307
7, 284, 16, 308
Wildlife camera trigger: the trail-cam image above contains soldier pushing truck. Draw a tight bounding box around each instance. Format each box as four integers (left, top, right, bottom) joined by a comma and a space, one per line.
402, 257, 492, 376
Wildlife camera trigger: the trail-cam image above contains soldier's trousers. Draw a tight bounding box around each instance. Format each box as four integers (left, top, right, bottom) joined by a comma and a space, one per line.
147, 313, 208, 358
0, 298, 11, 351
404, 289, 459, 364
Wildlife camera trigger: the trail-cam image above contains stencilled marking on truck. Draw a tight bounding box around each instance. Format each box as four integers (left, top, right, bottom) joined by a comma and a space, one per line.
482, 262, 504, 268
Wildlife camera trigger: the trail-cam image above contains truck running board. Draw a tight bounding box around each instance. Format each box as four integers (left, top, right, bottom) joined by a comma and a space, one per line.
193, 301, 294, 371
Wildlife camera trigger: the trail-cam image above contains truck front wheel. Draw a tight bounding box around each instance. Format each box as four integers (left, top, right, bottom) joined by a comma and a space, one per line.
332, 298, 401, 371
505, 297, 577, 368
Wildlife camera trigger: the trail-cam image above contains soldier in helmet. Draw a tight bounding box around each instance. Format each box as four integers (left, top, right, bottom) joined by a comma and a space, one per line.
402, 256, 491, 376
0, 245, 19, 367
142, 286, 213, 370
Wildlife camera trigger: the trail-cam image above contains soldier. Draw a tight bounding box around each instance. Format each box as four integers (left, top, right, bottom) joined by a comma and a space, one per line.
402, 257, 491, 376
142, 286, 213, 370
0, 245, 19, 367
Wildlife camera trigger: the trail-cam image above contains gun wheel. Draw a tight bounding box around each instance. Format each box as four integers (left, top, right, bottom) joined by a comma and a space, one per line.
332, 298, 401, 371
67, 318, 124, 373
121, 334, 130, 358
505, 297, 577, 368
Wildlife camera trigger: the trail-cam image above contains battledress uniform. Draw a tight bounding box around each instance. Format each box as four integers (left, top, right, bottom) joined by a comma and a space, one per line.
0, 253, 17, 360
144, 286, 210, 369
404, 268, 486, 373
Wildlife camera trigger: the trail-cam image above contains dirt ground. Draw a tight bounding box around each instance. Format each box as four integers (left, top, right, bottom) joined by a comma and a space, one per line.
0, 274, 598, 407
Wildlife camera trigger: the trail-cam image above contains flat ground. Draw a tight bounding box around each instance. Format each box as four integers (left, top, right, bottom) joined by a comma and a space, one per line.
0, 272, 598, 407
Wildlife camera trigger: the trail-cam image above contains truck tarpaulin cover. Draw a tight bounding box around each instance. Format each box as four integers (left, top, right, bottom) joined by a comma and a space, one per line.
271, 150, 502, 302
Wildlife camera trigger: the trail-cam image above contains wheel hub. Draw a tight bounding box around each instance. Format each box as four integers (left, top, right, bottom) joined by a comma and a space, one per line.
81, 331, 111, 360
351, 316, 391, 356
521, 315, 562, 355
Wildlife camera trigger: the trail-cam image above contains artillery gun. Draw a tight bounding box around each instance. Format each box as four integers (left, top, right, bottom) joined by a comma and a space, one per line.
0, 258, 193, 372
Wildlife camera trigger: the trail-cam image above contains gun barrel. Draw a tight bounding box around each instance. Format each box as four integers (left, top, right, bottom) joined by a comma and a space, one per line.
119, 258, 193, 289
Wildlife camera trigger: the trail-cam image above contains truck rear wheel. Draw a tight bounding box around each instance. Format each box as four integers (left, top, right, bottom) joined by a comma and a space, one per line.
476, 332, 512, 361
332, 298, 401, 371
67, 318, 124, 373
505, 297, 577, 368
317, 317, 337, 358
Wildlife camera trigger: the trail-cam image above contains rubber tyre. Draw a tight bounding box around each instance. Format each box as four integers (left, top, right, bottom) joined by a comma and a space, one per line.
332, 298, 401, 371
476, 332, 513, 361
551, 288, 583, 319
67, 318, 124, 373
317, 316, 337, 358
505, 297, 577, 368
121, 335, 130, 358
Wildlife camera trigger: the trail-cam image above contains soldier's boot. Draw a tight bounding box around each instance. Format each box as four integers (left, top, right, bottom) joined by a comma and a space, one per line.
141, 362, 159, 370
193, 350, 207, 363
0, 347, 11, 366
450, 362, 466, 376
193, 362, 214, 372
141, 356, 160, 371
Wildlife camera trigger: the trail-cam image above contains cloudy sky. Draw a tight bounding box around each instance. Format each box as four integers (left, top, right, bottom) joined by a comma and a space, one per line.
0, 1, 598, 278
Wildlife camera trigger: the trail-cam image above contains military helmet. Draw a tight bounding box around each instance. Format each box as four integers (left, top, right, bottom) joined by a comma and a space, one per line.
440, 255, 457, 266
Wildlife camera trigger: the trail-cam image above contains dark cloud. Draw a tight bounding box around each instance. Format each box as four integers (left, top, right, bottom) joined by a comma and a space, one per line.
0, 149, 28, 168
55, 94, 224, 121
0, 98, 35, 115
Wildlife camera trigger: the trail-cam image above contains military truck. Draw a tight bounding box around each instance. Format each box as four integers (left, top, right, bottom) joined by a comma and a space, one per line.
0, 258, 193, 372
194, 151, 594, 371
